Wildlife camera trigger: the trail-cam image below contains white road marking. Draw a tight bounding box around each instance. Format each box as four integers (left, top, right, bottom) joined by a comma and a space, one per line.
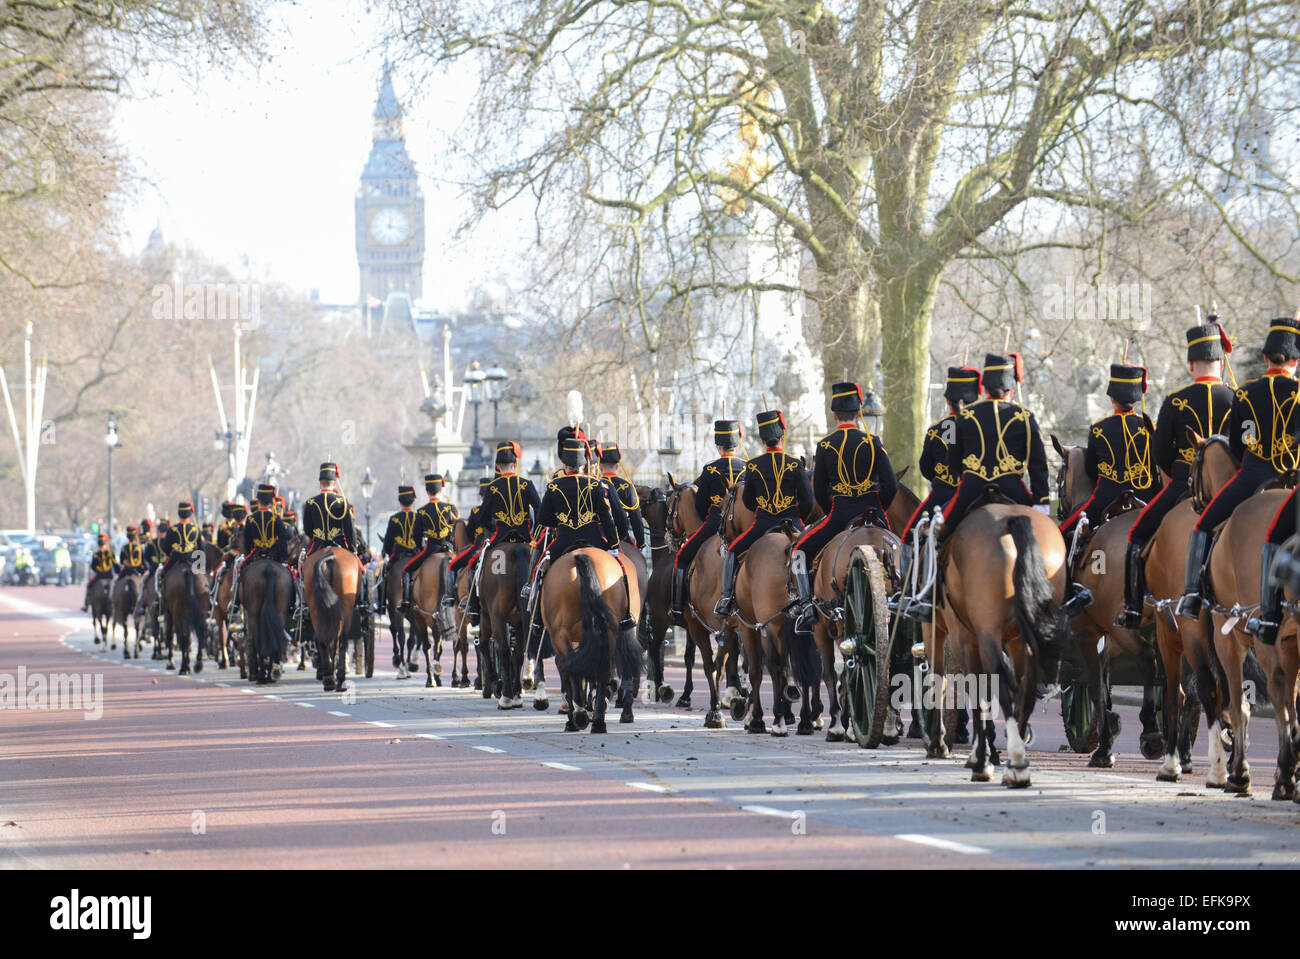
294, 702, 315, 708
328, 711, 351, 717
367, 721, 396, 728
741, 804, 800, 819
473, 745, 505, 754
894, 833, 990, 855
542, 761, 580, 771
263, 694, 281, 700
240, 689, 255, 695
418, 733, 443, 741
215, 683, 230, 688
626, 781, 670, 793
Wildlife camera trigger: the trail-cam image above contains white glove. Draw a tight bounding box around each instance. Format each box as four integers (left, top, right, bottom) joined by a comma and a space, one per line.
1033, 504, 1051, 515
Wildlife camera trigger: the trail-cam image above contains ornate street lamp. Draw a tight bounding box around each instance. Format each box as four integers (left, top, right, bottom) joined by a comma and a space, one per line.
105, 412, 119, 543
361, 466, 376, 545
464, 361, 487, 470
485, 364, 509, 431
861, 387, 886, 436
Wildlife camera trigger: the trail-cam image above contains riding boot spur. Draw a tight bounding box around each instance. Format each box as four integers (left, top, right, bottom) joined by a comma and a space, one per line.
1247, 542, 1283, 645
1175, 529, 1211, 620
1114, 543, 1146, 630
714, 549, 738, 618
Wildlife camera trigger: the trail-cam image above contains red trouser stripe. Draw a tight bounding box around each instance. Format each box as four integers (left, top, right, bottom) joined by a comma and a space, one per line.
1059, 492, 1096, 534
792, 512, 832, 553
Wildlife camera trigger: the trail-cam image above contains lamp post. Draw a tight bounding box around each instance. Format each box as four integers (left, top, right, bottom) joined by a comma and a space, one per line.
861, 388, 886, 436
105, 412, 119, 544
464, 362, 487, 470
361, 467, 376, 547
485, 364, 509, 431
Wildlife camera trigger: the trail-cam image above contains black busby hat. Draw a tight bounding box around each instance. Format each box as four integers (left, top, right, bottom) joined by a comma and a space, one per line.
126, 525, 138, 538
756, 410, 786, 443
713, 420, 740, 448
220, 501, 233, 520
981, 353, 1022, 394
830, 382, 862, 414
177, 500, 194, 518
256, 484, 275, 506
599, 442, 621, 466
231, 502, 247, 519
140, 519, 153, 534
97, 532, 108, 543
1263, 317, 1300, 360
319, 461, 339, 482
496, 441, 521, 465
559, 436, 589, 470
397, 484, 416, 506
944, 367, 981, 404
1106, 363, 1148, 405
1186, 321, 1231, 363
478, 476, 493, 494
556, 425, 588, 459
424, 473, 444, 494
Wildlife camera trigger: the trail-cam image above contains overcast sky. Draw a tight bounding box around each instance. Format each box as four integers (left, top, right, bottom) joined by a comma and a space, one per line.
114, 0, 513, 309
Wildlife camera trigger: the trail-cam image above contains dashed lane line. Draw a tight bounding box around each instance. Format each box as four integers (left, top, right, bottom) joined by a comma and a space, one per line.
894, 833, 991, 855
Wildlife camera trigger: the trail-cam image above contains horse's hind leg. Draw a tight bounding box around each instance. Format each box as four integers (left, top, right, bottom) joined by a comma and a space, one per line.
1087, 638, 1116, 768
676, 636, 695, 709
1214, 629, 1250, 794
1155, 635, 1186, 781
1134, 639, 1164, 760
740, 626, 765, 734
1254, 642, 1298, 800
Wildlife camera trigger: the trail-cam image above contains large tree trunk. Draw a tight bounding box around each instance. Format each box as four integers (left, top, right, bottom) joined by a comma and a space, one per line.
878, 267, 942, 478
812, 254, 878, 427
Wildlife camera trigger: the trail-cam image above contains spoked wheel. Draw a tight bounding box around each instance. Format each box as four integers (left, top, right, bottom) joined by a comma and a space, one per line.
841, 546, 893, 749
1059, 639, 1098, 753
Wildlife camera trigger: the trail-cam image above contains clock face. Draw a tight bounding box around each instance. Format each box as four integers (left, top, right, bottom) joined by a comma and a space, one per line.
371, 207, 410, 245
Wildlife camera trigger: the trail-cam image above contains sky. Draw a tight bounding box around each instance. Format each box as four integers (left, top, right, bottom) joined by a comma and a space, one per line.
114, 0, 511, 309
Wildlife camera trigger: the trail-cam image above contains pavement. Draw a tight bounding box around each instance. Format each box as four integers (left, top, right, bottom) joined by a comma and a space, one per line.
2, 586, 1299, 869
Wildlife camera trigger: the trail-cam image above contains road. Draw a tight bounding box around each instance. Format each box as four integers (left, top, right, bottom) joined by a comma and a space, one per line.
2, 586, 1298, 869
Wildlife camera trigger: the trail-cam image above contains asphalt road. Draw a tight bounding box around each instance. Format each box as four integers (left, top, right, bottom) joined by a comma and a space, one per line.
2, 586, 1298, 869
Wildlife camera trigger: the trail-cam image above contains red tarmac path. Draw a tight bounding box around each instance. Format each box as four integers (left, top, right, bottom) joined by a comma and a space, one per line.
0, 586, 1009, 868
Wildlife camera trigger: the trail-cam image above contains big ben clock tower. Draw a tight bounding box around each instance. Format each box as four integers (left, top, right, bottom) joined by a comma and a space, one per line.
356, 64, 425, 314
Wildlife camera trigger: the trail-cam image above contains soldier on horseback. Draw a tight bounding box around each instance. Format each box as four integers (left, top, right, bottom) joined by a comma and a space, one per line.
118, 527, 147, 576
670, 420, 745, 621
1177, 317, 1300, 620
397, 473, 461, 613
599, 443, 646, 550
715, 410, 814, 618
904, 352, 1051, 622
1115, 322, 1233, 628
241, 485, 290, 561
156, 502, 201, 593
82, 533, 117, 611
460, 441, 542, 626
302, 462, 357, 555
443, 475, 495, 624
379, 484, 420, 616
791, 382, 898, 632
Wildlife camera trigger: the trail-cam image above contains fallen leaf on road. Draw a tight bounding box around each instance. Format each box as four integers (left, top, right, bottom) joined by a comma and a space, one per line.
144, 849, 161, 855
2, 821, 17, 827
151, 679, 158, 685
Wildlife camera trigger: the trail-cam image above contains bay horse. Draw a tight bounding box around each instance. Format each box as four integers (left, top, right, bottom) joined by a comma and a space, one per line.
160, 560, 210, 675
636, 483, 675, 706
88, 576, 113, 648
211, 560, 236, 672
667, 478, 743, 728
542, 548, 643, 732
479, 533, 532, 709
1144, 433, 1239, 786
381, 545, 422, 679
1052, 437, 1164, 767
110, 572, 142, 658
303, 545, 363, 692
138, 570, 162, 657
1205, 483, 1298, 797
240, 556, 293, 684
929, 501, 1067, 787
408, 519, 471, 688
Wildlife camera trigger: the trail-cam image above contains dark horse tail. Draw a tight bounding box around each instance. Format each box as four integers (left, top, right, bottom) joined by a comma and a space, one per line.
120, 576, 138, 624
557, 554, 629, 685
785, 615, 821, 689
510, 543, 530, 623
259, 563, 288, 665
312, 551, 341, 648
184, 566, 206, 648
1007, 515, 1060, 685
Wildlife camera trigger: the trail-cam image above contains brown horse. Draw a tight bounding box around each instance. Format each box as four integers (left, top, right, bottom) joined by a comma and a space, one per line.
303, 546, 363, 692
1052, 438, 1164, 767
110, 572, 143, 658
1205, 486, 1299, 797
667, 479, 743, 727
210, 559, 236, 671
138, 569, 162, 657
381, 546, 422, 679
479, 533, 532, 708
240, 556, 293, 684
88, 576, 113, 648
408, 519, 471, 688
542, 548, 642, 732
734, 525, 822, 737
930, 503, 1067, 787
636, 483, 676, 705
160, 560, 210, 675
1144, 434, 1238, 786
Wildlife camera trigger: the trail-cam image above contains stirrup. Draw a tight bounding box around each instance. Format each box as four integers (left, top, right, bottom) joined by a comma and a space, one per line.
1061, 584, 1093, 617
713, 595, 734, 618
793, 603, 817, 635
1174, 592, 1202, 620
1113, 606, 1143, 630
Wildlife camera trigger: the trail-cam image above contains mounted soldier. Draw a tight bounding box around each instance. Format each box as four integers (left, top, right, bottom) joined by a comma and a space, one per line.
670, 419, 746, 621
444, 475, 495, 626
904, 352, 1051, 622
715, 409, 814, 618
1115, 321, 1234, 628
1177, 316, 1300, 619
599, 443, 646, 550
380, 484, 421, 616
118, 526, 147, 576
83, 533, 118, 611
397, 473, 461, 612
791, 382, 897, 632
527, 434, 619, 603
302, 461, 357, 556
157, 501, 201, 590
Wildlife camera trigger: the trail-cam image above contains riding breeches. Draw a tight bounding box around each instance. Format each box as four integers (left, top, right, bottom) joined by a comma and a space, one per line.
1128, 470, 1189, 548
940, 475, 1031, 537
1195, 460, 1278, 533
1059, 482, 1125, 538
792, 496, 886, 561
1266, 487, 1299, 545
673, 513, 720, 572
727, 513, 804, 556
900, 485, 955, 541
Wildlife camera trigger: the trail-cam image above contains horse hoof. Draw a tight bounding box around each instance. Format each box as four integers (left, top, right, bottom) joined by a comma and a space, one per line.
730, 700, 747, 722
1205, 779, 1227, 790
166, 663, 175, 670
970, 768, 993, 783
1002, 769, 1032, 789
571, 709, 589, 730
675, 695, 692, 709
194, 661, 203, 674
179, 666, 189, 676
558, 702, 569, 715
1156, 770, 1181, 783
1140, 732, 1166, 760
657, 684, 674, 704
954, 728, 970, 746
769, 725, 788, 738
434, 675, 442, 687
591, 720, 607, 735
521, 677, 534, 691
705, 711, 725, 729
498, 697, 511, 710
796, 723, 814, 736
745, 720, 765, 734
1271, 782, 1294, 801
619, 711, 633, 724
425, 679, 435, 688
391, 655, 402, 668
1088, 751, 1116, 769
927, 745, 949, 760
564, 721, 577, 732
1224, 776, 1251, 796
533, 698, 549, 711
408, 659, 419, 672
473, 677, 483, 690
826, 729, 844, 743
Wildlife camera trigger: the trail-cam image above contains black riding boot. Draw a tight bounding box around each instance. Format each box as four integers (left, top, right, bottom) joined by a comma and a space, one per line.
670, 568, 687, 620
467, 580, 480, 628
519, 546, 543, 603
398, 571, 412, 612
1175, 529, 1211, 620
1247, 542, 1283, 645
714, 549, 738, 618
1115, 543, 1146, 629
791, 551, 815, 634
440, 565, 457, 608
